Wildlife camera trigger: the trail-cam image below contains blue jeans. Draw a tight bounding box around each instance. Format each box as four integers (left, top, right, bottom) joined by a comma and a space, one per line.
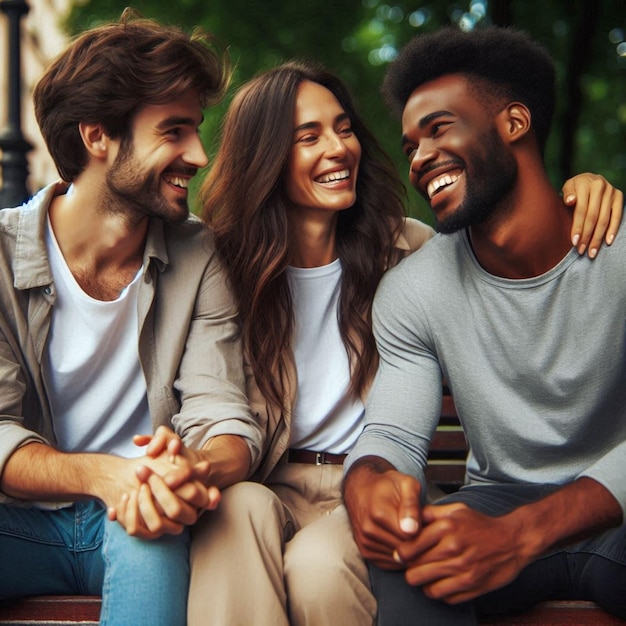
0, 500, 190, 626
369, 483, 626, 625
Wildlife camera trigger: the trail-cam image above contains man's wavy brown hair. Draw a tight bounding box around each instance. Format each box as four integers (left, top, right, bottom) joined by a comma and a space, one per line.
34, 8, 230, 182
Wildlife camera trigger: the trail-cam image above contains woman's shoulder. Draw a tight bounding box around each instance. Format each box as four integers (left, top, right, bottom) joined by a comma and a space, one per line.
395, 217, 436, 254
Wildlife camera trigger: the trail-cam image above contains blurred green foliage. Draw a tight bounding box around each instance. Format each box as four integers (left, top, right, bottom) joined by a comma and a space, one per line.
66, 0, 626, 221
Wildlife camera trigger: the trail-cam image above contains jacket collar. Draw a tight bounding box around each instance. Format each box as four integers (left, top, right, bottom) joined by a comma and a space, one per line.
13, 182, 62, 290
13, 181, 171, 290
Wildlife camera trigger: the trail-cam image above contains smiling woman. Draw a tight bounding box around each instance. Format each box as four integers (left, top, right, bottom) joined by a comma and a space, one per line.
186, 60, 433, 626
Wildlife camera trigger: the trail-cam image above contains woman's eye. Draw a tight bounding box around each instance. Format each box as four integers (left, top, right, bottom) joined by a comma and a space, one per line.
296, 134, 316, 144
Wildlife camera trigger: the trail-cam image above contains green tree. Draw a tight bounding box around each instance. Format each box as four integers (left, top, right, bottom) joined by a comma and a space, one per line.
66, 0, 626, 220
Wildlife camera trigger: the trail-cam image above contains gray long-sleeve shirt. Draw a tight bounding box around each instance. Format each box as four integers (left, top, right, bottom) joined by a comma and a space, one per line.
346, 228, 626, 517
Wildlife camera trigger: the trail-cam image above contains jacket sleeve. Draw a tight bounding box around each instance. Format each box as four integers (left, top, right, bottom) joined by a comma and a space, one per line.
0, 318, 50, 504
170, 247, 264, 470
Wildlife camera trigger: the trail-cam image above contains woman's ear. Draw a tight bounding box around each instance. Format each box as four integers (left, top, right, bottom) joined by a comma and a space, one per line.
497, 102, 532, 144
79, 122, 108, 158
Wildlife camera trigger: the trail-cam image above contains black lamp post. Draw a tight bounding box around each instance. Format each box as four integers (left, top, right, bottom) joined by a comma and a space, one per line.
0, 0, 32, 208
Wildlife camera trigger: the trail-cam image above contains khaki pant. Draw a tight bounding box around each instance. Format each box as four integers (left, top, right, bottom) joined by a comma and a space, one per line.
187, 463, 375, 626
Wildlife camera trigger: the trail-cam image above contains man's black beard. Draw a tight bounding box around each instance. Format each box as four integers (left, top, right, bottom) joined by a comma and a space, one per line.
436, 127, 517, 235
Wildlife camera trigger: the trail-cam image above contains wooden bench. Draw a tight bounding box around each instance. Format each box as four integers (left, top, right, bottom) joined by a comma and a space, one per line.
0, 386, 623, 625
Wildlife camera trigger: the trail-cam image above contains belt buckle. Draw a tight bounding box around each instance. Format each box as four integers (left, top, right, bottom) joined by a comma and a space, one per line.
315, 452, 325, 465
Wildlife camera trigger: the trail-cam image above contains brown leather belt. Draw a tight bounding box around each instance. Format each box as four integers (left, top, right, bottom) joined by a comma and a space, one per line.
288, 448, 347, 465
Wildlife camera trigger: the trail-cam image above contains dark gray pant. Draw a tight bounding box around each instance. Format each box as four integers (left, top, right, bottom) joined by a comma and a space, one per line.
369, 483, 626, 625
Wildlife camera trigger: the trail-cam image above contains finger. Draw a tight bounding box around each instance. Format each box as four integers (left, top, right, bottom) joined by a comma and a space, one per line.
147, 472, 199, 525
575, 185, 600, 255
364, 541, 407, 570
586, 186, 612, 258
404, 550, 468, 588
162, 463, 196, 490
421, 502, 468, 524
191, 460, 211, 483
396, 508, 464, 564
563, 181, 584, 248
133, 434, 153, 448
397, 478, 420, 536
145, 427, 173, 457
605, 189, 623, 246
174, 480, 211, 510
357, 520, 405, 563
133, 484, 184, 539
167, 437, 183, 463
124, 488, 141, 535
360, 513, 409, 551
205, 485, 221, 510
137, 482, 164, 533
135, 464, 153, 483
576, 177, 606, 257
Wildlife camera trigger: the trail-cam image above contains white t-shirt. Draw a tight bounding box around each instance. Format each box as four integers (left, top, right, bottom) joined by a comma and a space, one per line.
287, 259, 364, 454
42, 217, 151, 458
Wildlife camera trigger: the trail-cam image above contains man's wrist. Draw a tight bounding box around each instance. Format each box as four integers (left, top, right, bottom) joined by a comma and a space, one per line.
343, 455, 395, 496
199, 434, 251, 487
503, 477, 623, 562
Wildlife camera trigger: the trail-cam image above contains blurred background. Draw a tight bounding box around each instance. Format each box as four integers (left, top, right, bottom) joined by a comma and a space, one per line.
1, 0, 625, 222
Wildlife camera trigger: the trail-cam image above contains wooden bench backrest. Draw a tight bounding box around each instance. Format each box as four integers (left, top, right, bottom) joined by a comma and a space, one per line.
426, 384, 468, 493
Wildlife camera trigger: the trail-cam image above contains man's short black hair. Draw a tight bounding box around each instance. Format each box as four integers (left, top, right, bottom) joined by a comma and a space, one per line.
382, 26, 556, 153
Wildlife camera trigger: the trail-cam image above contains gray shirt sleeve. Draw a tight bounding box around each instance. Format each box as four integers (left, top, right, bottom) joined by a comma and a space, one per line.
345, 263, 442, 487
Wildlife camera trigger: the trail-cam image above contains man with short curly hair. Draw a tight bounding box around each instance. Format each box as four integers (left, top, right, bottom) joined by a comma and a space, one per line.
344, 26, 626, 624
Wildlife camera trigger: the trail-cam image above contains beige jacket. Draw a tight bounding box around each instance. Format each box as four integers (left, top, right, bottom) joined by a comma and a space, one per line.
250, 217, 435, 482
0, 183, 263, 504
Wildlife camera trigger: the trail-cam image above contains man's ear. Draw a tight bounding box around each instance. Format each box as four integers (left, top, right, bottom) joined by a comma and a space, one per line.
79, 122, 108, 157
497, 102, 532, 144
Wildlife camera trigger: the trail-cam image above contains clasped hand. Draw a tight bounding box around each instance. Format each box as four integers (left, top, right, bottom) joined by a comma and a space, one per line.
108, 426, 220, 539
396, 502, 530, 604
346, 468, 531, 605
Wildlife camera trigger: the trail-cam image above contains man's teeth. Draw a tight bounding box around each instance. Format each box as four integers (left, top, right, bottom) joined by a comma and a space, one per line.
166, 176, 189, 189
317, 169, 349, 184
427, 173, 459, 199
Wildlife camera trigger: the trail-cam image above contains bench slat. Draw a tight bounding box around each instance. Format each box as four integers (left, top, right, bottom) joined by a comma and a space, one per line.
481, 600, 624, 625
0, 596, 100, 624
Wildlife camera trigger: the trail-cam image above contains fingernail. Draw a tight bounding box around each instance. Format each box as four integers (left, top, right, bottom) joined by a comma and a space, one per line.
589, 248, 598, 259
565, 194, 575, 203
572, 234, 580, 246
399, 517, 419, 533
393, 550, 404, 564
607, 234, 615, 245
578, 244, 586, 256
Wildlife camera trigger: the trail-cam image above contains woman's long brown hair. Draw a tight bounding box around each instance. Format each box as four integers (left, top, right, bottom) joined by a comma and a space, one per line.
201, 61, 406, 413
